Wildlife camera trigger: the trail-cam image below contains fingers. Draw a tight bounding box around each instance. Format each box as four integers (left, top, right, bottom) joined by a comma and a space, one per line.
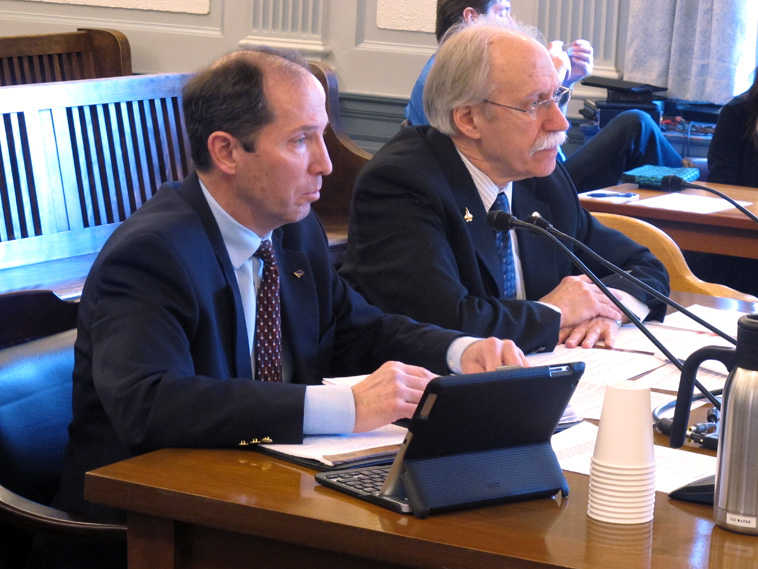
460, 337, 528, 373
562, 318, 621, 349
501, 340, 529, 367
352, 361, 435, 432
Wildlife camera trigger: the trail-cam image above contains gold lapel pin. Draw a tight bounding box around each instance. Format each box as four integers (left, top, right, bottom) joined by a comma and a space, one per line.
463, 207, 474, 223
293, 269, 305, 279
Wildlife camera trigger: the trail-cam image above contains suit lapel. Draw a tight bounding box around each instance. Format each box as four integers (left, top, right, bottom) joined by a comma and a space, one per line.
273, 230, 319, 384
426, 129, 504, 294
511, 178, 559, 297
178, 174, 251, 378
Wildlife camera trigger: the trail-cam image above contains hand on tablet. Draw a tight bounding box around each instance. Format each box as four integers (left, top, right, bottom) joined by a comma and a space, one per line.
352, 361, 436, 433
459, 337, 528, 374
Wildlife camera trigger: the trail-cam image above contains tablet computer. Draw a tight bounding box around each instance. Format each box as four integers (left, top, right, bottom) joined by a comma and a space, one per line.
316, 362, 584, 517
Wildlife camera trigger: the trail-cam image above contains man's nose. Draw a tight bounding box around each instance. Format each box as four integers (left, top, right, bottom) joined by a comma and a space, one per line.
313, 135, 333, 176
544, 101, 570, 131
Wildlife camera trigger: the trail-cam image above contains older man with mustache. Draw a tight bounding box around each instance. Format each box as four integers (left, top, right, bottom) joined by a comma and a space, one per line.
341, 18, 669, 353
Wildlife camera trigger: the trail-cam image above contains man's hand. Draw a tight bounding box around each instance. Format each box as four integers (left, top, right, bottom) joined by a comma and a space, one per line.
564, 39, 593, 86
540, 275, 623, 328
559, 316, 622, 348
352, 361, 436, 432
460, 337, 527, 374
548, 41, 571, 84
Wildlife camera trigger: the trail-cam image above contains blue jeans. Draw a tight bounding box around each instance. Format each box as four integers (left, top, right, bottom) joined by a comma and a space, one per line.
564, 110, 682, 192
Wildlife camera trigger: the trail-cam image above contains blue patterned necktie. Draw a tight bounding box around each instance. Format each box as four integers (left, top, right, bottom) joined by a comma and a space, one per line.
253, 240, 282, 382
489, 192, 517, 298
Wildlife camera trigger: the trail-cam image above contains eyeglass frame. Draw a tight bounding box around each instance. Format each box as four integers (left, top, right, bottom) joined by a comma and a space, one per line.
482, 85, 572, 117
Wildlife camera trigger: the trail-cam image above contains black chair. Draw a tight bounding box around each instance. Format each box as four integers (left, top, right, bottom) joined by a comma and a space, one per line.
0, 291, 125, 567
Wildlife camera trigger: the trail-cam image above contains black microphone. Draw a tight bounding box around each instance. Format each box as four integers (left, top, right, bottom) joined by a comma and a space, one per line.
526, 211, 736, 346
487, 209, 722, 415
660, 176, 758, 224
517, 210, 728, 447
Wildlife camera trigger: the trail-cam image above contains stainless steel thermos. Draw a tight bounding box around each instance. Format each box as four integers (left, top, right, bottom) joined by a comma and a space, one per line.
714, 314, 758, 534
679, 313, 758, 534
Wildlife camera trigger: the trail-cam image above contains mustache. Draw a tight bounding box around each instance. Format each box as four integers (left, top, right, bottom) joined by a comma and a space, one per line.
529, 131, 567, 155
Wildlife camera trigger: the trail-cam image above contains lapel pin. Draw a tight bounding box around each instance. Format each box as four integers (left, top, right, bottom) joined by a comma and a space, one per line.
463, 207, 474, 223
293, 269, 305, 279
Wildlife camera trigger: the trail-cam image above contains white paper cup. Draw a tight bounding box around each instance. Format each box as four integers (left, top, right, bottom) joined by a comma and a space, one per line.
591, 457, 656, 473
587, 506, 655, 524
589, 471, 656, 486
592, 383, 654, 468
588, 485, 656, 501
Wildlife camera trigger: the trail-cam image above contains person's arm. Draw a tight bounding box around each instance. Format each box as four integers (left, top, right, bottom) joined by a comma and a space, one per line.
341, 160, 560, 354
564, 206, 669, 321
563, 39, 593, 87
708, 101, 746, 184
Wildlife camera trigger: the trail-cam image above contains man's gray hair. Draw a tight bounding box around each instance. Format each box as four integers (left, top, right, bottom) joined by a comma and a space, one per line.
423, 17, 543, 135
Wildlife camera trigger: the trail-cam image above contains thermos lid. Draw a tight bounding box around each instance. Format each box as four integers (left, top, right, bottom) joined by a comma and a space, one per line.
736, 314, 758, 371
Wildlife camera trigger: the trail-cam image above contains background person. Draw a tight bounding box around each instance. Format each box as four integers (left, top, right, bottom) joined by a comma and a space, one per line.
404, 0, 683, 192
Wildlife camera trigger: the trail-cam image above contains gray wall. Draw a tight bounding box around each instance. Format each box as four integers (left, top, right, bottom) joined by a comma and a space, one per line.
0, 0, 631, 152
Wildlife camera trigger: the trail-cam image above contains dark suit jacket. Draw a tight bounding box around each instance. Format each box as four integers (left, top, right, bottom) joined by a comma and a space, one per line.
56, 173, 461, 521
708, 92, 758, 187
341, 126, 669, 354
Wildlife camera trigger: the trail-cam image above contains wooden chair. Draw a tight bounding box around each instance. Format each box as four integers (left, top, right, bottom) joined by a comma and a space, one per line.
592, 212, 758, 302
0, 290, 78, 348
0, 28, 131, 86
0, 291, 125, 566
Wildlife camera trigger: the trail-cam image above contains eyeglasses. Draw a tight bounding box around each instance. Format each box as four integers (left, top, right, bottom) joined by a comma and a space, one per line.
483, 85, 571, 117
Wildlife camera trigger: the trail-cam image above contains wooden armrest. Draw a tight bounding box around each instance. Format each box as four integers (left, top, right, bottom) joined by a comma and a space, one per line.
0, 484, 125, 538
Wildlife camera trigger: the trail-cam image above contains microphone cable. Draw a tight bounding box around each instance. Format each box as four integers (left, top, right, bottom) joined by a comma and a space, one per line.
653, 393, 721, 450
660, 176, 758, 224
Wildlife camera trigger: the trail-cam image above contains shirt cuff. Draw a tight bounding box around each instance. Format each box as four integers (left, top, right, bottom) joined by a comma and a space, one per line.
623, 294, 651, 323
536, 301, 561, 315
303, 385, 356, 434
446, 336, 481, 374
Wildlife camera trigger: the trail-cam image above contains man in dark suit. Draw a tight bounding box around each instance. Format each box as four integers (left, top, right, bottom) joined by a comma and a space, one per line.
55, 48, 527, 538
341, 19, 669, 355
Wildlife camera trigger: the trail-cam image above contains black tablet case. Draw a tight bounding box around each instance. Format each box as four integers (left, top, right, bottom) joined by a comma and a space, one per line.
398, 362, 584, 517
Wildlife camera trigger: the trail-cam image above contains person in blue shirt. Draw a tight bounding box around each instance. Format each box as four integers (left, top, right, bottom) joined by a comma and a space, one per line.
406, 0, 683, 192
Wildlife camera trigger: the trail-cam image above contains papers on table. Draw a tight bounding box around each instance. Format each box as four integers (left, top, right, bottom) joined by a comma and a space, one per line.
259, 424, 406, 468
551, 422, 716, 494
636, 192, 752, 214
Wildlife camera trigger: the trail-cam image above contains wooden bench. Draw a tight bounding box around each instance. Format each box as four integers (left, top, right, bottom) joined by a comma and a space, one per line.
0, 28, 132, 86
0, 72, 193, 298
0, 62, 366, 299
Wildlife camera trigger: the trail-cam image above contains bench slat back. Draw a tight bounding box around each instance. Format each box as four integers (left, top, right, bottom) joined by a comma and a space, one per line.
0, 73, 193, 244
0, 28, 131, 86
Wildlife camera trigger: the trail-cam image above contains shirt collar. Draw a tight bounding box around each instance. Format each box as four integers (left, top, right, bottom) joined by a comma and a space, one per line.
199, 178, 269, 269
455, 147, 513, 211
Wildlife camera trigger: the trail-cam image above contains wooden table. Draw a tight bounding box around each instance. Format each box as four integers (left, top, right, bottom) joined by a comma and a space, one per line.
579, 182, 758, 259
84, 292, 758, 569
86, 447, 758, 569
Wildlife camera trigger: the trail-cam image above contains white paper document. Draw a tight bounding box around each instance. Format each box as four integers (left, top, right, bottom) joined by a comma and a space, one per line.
636, 192, 752, 214
552, 422, 717, 493
260, 424, 407, 467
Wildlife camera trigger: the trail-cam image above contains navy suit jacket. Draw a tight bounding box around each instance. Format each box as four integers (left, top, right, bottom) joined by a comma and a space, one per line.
341, 127, 669, 354
56, 173, 461, 520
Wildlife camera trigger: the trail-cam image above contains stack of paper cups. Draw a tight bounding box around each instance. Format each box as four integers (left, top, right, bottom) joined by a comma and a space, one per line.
587, 383, 656, 524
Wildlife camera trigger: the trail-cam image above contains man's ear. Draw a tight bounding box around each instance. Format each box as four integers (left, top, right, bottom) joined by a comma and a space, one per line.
452, 105, 483, 140
206, 131, 239, 175
462, 7, 480, 23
